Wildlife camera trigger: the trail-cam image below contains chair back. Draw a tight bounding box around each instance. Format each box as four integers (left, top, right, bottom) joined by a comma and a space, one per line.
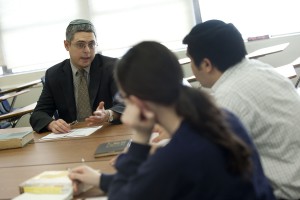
0, 89, 12, 128
0, 89, 12, 114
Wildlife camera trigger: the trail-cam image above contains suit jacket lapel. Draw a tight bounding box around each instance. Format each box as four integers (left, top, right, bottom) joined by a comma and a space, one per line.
61, 61, 77, 118
89, 55, 103, 110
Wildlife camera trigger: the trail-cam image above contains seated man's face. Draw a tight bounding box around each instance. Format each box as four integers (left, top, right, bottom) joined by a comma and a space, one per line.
65, 31, 97, 69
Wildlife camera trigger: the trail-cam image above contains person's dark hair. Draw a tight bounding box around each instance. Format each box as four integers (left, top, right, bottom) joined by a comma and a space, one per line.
183, 19, 247, 72
115, 41, 252, 176
66, 19, 96, 42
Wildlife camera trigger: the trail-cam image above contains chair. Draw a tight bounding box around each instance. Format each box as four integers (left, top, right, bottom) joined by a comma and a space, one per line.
0, 102, 37, 128
0, 121, 11, 129
0, 87, 36, 128
295, 76, 300, 88
0, 98, 20, 128
0, 89, 16, 128
0, 80, 42, 128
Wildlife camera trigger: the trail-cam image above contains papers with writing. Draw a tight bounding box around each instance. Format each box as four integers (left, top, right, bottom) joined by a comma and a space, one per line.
40, 126, 102, 141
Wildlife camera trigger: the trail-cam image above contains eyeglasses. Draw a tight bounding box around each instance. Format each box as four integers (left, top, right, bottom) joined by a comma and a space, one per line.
71, 41, 97, 50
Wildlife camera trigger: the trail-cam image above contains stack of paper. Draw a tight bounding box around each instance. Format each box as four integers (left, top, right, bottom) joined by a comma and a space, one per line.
40, 126, 102, 141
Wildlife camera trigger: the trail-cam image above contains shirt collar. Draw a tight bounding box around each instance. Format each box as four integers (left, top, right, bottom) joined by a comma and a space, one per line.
211, 58, 248, 92
70, 60, 91, 76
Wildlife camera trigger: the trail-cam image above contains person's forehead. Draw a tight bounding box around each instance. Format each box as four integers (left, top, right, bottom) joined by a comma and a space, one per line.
72, 32, 96, 42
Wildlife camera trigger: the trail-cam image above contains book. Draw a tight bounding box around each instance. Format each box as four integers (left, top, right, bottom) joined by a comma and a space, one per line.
19, 171, 73, 198
0, 131, 34, 150
94, 139, 131, 158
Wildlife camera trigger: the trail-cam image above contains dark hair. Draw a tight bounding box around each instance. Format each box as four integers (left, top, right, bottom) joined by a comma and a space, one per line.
183, 20, 247, 72
66, 19, 96, 42
115, 41, 252, 176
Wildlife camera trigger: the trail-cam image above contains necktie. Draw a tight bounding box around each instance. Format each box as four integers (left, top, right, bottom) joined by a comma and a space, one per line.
76, 69, 92, 121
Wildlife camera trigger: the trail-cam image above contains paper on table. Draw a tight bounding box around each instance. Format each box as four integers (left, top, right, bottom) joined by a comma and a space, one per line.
40, 126, 102, 141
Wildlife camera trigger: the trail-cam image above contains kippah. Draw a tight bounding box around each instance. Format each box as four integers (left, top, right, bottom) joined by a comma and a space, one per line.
183, 20, 237, 44
69, 19, 93, 26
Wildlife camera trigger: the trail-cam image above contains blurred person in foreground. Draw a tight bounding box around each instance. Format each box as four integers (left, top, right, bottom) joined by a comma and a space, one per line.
69, 41, 275, 200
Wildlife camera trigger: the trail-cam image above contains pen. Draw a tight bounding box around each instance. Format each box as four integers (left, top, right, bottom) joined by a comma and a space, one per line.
70, 120, 78, 126
69, 120, 78, 128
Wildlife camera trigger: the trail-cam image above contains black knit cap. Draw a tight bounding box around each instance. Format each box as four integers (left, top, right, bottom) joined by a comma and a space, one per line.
182, 19, 247, 71
183, 20, 237, 46
69, 19, 93, 26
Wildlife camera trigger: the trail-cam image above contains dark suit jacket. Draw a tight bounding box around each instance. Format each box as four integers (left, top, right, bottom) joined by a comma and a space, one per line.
30, 54, 124, 133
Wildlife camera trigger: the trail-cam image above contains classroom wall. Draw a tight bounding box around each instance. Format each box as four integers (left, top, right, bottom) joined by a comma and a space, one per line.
1, 34, 300, 127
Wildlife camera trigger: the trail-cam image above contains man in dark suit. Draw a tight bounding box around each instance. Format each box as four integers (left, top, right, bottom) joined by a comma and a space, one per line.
30, 19, 124, 133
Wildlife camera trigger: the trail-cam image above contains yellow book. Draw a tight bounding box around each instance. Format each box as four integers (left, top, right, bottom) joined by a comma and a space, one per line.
0, 131, 34, 150
19, 171, 73, 196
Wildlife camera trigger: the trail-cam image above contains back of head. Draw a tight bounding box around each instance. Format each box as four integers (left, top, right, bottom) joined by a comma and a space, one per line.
66, 19, 96, 42
183, 19, 247, 72
115, 41, 183, 105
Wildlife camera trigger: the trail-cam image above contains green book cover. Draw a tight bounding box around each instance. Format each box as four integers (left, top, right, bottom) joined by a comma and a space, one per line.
94, 139, 131, 157
0, 131, 32, 140
0, 131, 33, 150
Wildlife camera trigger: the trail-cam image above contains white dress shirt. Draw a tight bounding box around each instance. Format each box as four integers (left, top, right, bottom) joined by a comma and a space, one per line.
212, 58, 300, 199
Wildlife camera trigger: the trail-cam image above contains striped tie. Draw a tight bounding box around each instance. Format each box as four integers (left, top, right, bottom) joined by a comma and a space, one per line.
76, 69, 92, 121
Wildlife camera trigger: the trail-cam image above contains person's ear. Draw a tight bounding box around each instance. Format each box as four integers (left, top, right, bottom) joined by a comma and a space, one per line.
201, 58, 214, 73
64, 40, 70, 51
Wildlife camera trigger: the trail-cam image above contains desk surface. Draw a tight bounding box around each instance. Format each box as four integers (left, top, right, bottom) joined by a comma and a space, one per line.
0, 89, 30, 102
0, 102, 36, 121
0, 79, 41, 95
0, 161, 111, 200
0, 123, 133, 199
246, 43, 289, 59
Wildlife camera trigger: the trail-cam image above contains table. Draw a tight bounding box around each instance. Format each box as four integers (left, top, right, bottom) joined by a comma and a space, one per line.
246, 43, 289, 59
0, 89, 30, 103
0, 122, 133, 199
274, 64, 297, 79
0, 161, 111, 199
291, 56, 300, 68
0, 79, 41, 128
0, 79, 41, 96
178, 57, 191, 65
